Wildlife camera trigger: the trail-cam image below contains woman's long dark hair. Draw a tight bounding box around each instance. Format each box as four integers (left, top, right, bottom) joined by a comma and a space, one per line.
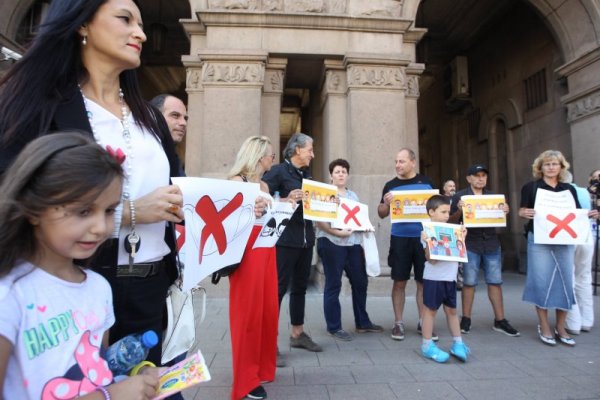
0, 0, 164, 144
0, 132, 124, 276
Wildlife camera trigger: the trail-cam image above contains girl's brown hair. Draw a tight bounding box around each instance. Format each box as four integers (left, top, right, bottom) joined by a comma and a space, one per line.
0, 132, 123, 276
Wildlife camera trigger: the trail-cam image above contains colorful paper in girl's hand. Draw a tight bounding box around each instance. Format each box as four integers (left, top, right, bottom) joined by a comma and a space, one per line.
152, 350, 211, 400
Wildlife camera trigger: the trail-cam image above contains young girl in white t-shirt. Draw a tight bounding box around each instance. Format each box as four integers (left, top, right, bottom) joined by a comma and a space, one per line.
0, 133, 158, 399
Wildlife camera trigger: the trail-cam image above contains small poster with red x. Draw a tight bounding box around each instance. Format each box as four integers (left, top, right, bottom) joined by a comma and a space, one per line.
534, 208, 590, 245
533, 188, 589, 244
331, 198, 374, 231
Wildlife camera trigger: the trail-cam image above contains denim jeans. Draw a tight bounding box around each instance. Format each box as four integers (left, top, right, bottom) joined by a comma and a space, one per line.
317, 238, 371, 332
463, 248, 503, 286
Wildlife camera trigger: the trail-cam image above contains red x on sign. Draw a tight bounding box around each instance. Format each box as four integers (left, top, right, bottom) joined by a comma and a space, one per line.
546, 213, 577, 238
195, 193, 244, 263
342, 203, 362, 227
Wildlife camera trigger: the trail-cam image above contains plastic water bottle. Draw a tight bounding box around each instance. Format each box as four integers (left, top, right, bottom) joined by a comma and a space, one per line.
104, 330, 158, 375
273, 191, 280, 202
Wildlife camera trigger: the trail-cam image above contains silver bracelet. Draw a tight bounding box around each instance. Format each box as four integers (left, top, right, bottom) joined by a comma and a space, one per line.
129, 199, 136, 230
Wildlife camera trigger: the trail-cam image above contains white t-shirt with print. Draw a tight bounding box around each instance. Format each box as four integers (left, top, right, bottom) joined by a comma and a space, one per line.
0, 261, 115, 400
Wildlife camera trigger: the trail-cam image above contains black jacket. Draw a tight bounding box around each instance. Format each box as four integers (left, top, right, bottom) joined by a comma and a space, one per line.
0, 91, 180, 285
262, 159, 315, 248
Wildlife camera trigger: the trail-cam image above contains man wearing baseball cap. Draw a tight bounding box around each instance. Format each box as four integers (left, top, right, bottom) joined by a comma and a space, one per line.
448, 164, 520, 336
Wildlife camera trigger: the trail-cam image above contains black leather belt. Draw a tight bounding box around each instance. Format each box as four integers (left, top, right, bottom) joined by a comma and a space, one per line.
116, 259, 165, 278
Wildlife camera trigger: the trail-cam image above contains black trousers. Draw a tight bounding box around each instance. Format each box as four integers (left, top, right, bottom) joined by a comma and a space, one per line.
109, 263, 171, 366
276, 245, 313, 326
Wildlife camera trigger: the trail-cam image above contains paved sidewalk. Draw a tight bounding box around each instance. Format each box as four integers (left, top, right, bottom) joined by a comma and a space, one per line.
184, 272, 600, 400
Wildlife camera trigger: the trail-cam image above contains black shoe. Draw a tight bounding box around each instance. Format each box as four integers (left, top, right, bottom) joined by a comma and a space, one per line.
493, 319, 520, 337
246, 385, 267, 399
417, 322, 439, 341
460, 316, 471, 334
290, 332, 323, 352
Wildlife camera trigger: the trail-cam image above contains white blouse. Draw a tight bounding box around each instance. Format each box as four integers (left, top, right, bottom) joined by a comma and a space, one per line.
84, 99, 171, 264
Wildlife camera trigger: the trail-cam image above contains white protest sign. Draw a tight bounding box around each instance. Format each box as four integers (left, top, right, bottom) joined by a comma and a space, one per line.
173, 177, 260, 290
331, 198, 374, 231
534, 209, 590, 245
534, 188, 576, 210
532, 188, 588, 244
253, 201, 295, 249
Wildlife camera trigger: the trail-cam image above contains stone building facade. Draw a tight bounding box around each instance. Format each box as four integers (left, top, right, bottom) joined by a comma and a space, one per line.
1, 0, 599, 269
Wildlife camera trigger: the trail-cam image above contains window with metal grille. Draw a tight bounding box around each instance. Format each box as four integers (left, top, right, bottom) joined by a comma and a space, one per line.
524, 69, 547, 111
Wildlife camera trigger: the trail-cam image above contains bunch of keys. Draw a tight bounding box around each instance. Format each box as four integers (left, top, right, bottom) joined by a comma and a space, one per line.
124, 199, 140, 272
124, 231, 141, 272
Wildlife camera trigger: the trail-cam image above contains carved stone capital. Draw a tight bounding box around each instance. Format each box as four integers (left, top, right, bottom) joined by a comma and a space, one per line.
325, 70, 346, 93
264, 69, 285, 93
347, 65, 405, 89
406, 75, 420, 97
567, 90, 600, 122
202, 62, 265, 85
186, 68, 204, 91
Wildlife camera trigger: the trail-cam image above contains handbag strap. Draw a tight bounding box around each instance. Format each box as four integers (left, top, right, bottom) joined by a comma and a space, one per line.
191, 285, 207, 324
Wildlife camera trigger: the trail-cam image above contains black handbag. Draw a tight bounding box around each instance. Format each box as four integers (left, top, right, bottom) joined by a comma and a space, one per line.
211, 262, 240, 284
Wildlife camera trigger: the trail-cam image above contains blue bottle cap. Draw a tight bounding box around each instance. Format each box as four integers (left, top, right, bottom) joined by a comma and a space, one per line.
141, 330, 159, 349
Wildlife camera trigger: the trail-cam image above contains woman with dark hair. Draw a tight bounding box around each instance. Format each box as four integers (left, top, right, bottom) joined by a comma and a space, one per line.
0, 0, 183, 371
316, 159, 383, 341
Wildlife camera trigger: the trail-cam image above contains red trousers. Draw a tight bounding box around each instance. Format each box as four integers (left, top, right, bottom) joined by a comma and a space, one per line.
229, 225, 279, 400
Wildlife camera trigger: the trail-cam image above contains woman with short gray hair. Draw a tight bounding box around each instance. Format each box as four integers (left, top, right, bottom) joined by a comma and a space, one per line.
263, 133, 322, 362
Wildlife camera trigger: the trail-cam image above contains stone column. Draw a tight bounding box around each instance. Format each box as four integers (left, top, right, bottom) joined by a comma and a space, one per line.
557, 51, 600, 184
343, 54, 413, 255
261, 57, 287, 163
318, 59, 348, 179
405, 65, 425, 158
183, 50, 268, 178
183, 62, 204, 176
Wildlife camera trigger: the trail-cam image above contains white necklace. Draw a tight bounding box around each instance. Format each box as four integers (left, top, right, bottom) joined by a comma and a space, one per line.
79, 86, 133, 200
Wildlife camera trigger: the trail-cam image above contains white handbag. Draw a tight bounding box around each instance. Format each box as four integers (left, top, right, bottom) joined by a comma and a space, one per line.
161, 281, 206, 364
361, 231, 381, 277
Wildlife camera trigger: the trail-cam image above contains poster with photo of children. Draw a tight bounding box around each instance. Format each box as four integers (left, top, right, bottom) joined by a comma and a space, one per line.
421, 221, 468, 263
461, 194, 507, 227
301, 179, 338, 222
390, 189, 439, 223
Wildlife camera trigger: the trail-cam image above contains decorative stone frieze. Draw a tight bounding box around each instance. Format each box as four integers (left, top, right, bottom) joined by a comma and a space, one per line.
202, 62, 265, 84
348, 0, 403, 18
207, 0, 256, 10
406, 75, 419, 97
566, 90, 600, 122
204, 0, 404, 16
347, 66, 405, 89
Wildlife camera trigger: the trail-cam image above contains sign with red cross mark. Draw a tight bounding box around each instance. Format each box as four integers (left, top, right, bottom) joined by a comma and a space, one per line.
331, 198, 374, 231
533, 208, 590, 245
173, 177, 260, 290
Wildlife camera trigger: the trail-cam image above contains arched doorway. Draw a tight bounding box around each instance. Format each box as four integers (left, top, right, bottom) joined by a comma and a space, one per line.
414, 0, 574, 270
